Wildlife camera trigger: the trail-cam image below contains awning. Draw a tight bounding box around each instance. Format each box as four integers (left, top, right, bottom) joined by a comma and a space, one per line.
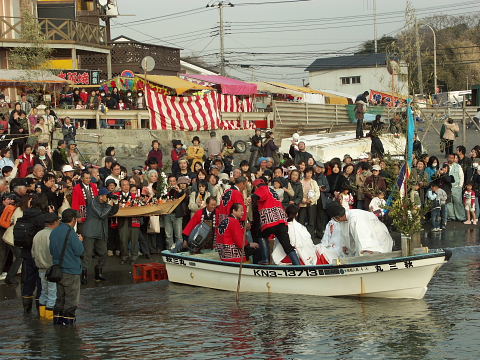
266, 81, 324, 94
183, 74, 257, 95
136, 74, 212, 95
266, 81, 350, 104
254, 81, 304, 97
0, 69, 72, 85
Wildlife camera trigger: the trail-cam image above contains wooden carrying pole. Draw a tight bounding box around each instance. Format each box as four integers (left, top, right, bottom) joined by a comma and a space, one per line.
235, 234, 247, 303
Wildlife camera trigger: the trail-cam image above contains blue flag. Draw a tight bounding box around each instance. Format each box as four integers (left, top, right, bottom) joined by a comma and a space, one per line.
406, 99, 415, 167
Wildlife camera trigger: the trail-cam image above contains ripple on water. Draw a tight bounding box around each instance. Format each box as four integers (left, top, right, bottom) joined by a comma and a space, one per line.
0, 248, 479, 359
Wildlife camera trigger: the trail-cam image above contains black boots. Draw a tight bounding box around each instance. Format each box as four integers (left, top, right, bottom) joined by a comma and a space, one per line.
22, 297, 33, 314
81, 269, 88, 285
94, 266, 106, 282
288, 251, 301, 265
53, 310, 75, 326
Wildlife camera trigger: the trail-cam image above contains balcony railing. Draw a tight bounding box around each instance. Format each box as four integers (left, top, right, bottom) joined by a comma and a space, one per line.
0, 16, 108, 48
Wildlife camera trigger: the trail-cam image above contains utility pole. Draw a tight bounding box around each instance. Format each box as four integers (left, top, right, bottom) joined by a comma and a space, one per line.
373, 0, 377, 53
423, 24, 437, 94
414, 19, 424, 95
219, 3, 225, 76
208, 2, 234, 76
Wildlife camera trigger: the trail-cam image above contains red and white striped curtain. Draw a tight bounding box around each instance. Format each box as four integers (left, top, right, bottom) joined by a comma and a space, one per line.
146, 84, 220, 131
146, 85, 254, 131
218, 95, 253, 112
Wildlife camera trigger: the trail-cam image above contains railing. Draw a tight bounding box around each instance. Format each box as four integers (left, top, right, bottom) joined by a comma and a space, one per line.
55, 109, 149, 129
272, 101, 352, 136
0, 16, 107, 47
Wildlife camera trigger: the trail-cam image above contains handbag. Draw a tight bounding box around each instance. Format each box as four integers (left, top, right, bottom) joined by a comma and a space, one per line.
147, 215, 161, 234
46, 228, 72, 283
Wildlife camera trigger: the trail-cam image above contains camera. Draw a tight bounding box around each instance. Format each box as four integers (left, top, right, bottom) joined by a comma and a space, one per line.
221, 179, 229, 185
107, 193, 119, 200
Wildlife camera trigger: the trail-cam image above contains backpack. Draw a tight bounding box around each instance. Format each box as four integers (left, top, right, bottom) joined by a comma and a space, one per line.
440, 124, 446, 139
13, 218, 37, 249
0, 205, 16, 229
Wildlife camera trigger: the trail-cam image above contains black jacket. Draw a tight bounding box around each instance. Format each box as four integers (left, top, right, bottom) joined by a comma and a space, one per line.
289, 145, 313, 164
327, 173, 348, 194
52, 148, 68, 171
282, 180, 303, 208
40, 183, 64, 211
18, 208, 47, 253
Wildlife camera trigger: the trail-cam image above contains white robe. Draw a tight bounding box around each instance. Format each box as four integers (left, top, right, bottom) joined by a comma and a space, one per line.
344, 209, 393, 255
272, 220, 318, 265
319, 209, 393, 261
318, 219, 351, 263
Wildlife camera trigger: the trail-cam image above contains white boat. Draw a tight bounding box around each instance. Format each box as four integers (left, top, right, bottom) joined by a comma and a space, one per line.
161, 248, 451, 300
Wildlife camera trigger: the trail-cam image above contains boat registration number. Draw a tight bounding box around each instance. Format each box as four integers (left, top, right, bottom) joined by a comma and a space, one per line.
253, 268, 353, 277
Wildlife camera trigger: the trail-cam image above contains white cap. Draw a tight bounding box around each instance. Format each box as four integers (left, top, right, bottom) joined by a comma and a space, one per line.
62, 165, 75, 172
372, 165, 381, 171
358, 153, 368, 159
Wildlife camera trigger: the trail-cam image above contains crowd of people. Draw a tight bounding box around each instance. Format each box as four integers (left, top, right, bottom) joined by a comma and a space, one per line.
0, 98, 478, 326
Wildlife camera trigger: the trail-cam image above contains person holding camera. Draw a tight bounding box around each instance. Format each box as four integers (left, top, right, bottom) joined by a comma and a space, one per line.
81, 187, 119, 284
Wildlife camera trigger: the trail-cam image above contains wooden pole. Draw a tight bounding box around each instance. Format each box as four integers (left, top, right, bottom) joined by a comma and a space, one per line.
235, 233, 247, 303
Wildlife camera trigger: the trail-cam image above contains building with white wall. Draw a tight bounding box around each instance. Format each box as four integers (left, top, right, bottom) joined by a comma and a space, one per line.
306, 53, 408, 97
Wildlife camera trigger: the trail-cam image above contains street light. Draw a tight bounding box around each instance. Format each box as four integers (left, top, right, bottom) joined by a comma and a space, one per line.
423, 24, 437, 95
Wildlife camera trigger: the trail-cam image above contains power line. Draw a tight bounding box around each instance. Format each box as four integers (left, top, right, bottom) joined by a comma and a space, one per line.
228, 1, 479, 26
234, 0, 311, 5
111, 7, 212, 28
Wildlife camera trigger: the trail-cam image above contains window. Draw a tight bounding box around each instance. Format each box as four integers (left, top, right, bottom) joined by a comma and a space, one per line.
351, 76, 361, 84
340, 76, 361, 85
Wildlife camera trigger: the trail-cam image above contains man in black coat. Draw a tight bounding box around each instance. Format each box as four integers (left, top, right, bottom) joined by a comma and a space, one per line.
81, 188, 119, 283
52, 140, 69, 172
289, 141, 313, 164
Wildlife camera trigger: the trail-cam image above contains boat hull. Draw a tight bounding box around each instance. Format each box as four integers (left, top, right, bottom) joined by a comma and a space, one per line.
162, 250, 451, 300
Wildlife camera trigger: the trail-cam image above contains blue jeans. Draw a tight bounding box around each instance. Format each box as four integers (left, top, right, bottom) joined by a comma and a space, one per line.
431, 208, 441, 229
441, 204, 448, 228
164, 214, 183, 250
38, 270, 57, 308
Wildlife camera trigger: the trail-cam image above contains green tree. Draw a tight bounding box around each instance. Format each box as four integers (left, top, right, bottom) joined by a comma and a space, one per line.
10, 9, 52, 70
357, 36, 397, 54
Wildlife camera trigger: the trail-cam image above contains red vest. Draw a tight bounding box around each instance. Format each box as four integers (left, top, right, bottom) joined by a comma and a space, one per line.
216, 186, 247, 224
254, 184, 287, 232
215, 216, 247, 262
72, 183, 99, 222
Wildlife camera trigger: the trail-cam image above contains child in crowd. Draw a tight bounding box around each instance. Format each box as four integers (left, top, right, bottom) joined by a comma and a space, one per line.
427, 182, 448, 231
409, 183, 422, 211
463, 183, 477, 225
271, 177, 285, 203
338, 187, 354, 211
76, 100, 87, 129
369, 190, 386, 219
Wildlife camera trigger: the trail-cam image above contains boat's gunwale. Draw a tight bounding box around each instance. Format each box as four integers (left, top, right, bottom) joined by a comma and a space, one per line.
162, 248, 451, 270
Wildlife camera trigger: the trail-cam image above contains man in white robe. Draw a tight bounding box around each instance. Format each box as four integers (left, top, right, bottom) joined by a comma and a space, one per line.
317, 218, 351, 263
325, 203, 393, 257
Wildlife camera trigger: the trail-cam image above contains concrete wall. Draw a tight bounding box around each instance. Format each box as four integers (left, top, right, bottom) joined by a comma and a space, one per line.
309, 67, 408, 96
60, 128, 255, 171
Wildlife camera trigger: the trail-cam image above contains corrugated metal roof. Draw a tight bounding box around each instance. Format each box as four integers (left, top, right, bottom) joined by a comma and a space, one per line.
0, 69, 71, 84
305, 53, 388, 72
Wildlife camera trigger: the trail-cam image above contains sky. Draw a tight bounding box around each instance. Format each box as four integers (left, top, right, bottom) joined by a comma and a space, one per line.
110, 0, 480, 85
